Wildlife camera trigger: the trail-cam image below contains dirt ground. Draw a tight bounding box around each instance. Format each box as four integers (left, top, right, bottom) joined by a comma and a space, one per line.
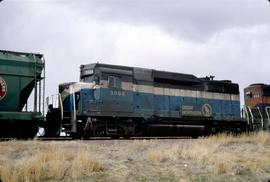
0, 132, 270, 182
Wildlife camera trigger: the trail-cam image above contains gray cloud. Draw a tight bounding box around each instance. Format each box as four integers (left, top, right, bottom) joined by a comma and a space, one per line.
66, 0, 270, 40
0, 0, 270, 103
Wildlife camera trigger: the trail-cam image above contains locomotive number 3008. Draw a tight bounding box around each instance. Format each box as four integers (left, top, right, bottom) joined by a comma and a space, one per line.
110, 90, 125, 96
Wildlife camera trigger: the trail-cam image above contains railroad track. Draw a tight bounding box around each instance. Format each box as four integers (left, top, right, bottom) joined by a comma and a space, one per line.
0, 136, 72, 142
0, 136, 194, 142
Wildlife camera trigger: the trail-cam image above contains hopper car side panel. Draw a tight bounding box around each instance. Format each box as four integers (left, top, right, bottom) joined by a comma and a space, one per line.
0, 50, 45, 138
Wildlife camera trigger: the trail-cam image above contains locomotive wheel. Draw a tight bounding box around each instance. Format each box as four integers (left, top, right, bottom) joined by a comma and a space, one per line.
117, 126, 125, 136
94, 127, 106, 137
134, 123, 144, 136
21, 127, 38, 139
191, 135, 199, 139
117, 126, 130, 139
70, 133, 82, 139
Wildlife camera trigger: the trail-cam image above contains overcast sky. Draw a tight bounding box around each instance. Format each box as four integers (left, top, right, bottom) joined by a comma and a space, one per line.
0, 0, 270, 104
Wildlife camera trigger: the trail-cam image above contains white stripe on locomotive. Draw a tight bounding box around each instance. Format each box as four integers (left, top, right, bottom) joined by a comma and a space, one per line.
99, 80, 240, 102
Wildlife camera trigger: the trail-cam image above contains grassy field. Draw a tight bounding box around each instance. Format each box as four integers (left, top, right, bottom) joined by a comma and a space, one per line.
0, 132, 270, 182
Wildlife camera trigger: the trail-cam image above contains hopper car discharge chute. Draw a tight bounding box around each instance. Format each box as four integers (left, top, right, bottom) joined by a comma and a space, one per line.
0, 50, 45, 138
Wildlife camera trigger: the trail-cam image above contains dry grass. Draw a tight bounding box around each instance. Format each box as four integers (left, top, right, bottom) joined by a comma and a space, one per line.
146, 150, 170, 162
143, 132, 270, 179
176, 132, 270, 175
0, 141, 103, 182
0, 132, 270, 182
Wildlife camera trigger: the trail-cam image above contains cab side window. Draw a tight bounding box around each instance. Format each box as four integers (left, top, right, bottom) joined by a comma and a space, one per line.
108, 76, 114, 88
108, 76, 122, 89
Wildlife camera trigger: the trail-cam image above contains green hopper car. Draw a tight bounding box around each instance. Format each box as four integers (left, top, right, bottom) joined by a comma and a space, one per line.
0, 50, 45, 138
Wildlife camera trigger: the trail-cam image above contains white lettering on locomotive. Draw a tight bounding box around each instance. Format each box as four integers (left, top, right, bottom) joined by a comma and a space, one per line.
110, 90, 125, 96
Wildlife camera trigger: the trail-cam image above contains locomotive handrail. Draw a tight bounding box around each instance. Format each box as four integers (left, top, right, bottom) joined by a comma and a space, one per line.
58, 93, 63, 120
72, 91, 76, 121
34, 55, 37, 113
46, 94, 59, 108
42, 56, 46, 116
71, 87, 77, 133
247, 106, 254, 127
265, 106, 270, 130
244, 106, 254, 130
243, 105, 251, 126
255, 106, 263, 129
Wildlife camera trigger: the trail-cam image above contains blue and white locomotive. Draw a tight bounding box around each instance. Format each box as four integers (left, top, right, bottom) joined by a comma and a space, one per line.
46, 63, 246, 138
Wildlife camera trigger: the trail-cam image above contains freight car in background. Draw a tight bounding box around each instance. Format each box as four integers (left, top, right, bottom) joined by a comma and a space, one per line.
0, 50, 45, 138
244, 84, 270, 131
45, 63, 247, 138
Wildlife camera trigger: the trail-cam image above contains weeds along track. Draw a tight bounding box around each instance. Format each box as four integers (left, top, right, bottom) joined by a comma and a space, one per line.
0, 132, 270, 182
